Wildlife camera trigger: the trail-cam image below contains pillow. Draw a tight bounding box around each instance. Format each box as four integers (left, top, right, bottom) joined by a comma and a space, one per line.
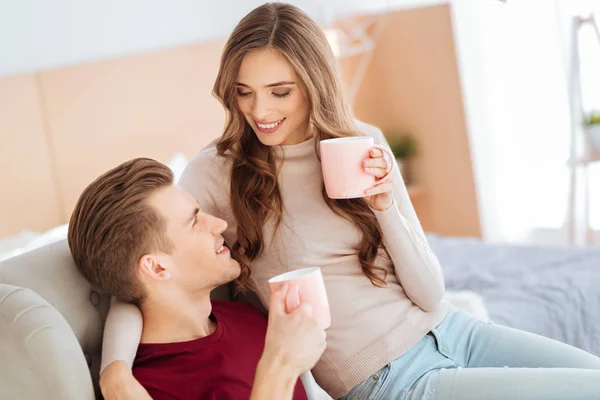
444, 290, 490, 321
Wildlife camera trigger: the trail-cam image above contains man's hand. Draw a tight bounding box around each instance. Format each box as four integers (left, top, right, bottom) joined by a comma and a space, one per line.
249, 283, 327, 400
261, 282, 327, 376
99, 360, 152, 400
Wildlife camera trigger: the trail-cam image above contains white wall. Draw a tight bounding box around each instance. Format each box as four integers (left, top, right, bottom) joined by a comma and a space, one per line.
452, 0, 600, 244
452, 0, 574, 243
0, 0, 446, 77
555, 0, 600, 242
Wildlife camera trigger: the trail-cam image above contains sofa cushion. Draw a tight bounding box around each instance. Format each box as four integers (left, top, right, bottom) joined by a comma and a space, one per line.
0, 239, 110, 352
0, 239, 109, 394
0, 283, 95, 399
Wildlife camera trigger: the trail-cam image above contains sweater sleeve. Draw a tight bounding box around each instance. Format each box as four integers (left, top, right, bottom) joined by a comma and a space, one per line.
361, 122, 445, 312
100, 297, 143, 372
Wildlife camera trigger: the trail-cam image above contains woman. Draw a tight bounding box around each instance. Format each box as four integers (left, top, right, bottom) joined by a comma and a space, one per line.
102, 3, 600, 399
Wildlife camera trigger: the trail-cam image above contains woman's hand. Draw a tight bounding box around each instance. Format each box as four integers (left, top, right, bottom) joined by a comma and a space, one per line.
363, 147, 394, 211
99, 361, 152, 400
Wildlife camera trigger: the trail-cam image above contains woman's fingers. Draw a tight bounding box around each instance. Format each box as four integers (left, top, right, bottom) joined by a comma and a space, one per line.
364, 182, 393, 196
363, 156, 388, 169
364, 167, 387, 178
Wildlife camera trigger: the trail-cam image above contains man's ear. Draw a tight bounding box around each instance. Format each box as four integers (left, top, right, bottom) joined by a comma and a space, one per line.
138, 254, 171, 280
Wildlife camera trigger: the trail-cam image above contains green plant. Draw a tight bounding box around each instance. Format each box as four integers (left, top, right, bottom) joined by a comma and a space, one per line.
388, 134, 418, 159
584, 110, 600, 126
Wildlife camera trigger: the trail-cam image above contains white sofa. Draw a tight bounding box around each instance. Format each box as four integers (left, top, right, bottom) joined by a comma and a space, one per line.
0, 240, 106, 398
0, 239, 248, 399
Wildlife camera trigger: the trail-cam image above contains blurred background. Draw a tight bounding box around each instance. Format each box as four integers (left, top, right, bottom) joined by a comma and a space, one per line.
1, 0, 600, 255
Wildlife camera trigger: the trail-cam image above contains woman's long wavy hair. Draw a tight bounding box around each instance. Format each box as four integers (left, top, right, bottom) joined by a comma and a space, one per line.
213, 2, 388, 292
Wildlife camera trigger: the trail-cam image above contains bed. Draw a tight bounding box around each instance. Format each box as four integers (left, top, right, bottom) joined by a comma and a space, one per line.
428, 234, 600, 356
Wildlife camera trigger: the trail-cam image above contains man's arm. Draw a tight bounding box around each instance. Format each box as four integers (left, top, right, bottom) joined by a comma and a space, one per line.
249, 283, 327, 400
250, 357, 298, 400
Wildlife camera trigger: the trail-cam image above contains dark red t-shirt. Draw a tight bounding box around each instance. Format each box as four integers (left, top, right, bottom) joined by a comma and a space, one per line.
132, 301, 307, 400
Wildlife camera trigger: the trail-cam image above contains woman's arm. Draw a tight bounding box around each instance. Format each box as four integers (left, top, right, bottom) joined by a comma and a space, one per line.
99, 297, 146, 399
363, 123, 445, 311
373, 197, 445, 311
101, 297, 143, 372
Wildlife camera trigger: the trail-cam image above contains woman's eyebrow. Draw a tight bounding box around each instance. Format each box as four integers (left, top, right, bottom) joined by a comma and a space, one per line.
236, 81, 296, 88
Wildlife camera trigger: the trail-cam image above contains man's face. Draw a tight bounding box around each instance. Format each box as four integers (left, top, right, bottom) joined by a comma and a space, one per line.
147, 185, 240, 293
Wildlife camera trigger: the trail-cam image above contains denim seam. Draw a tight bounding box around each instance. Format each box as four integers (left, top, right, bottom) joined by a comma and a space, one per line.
371, 363, 394, 399
398, 336, 441, 396
344, 378, 374, 400
344, 364, 388, 400
422, 385, 436, 400
430, 328, 460, 367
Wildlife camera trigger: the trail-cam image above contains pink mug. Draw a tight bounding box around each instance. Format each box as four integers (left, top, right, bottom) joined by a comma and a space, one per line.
268, 267, 331, 330
320, 136, 394, 199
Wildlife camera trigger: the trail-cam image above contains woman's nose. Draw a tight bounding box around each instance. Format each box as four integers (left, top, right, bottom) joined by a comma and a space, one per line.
252, 96, 273, 121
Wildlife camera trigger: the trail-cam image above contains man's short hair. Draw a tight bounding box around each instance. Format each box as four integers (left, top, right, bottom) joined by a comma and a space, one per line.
68, 158, 174, 305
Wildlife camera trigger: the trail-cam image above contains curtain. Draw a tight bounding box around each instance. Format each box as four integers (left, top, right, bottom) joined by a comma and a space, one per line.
452, 0, 599, 244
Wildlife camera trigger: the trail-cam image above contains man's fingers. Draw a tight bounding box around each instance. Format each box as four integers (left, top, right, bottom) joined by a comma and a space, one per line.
284, 283, 300, 313
296, 302, 314, 317
269, 282, 289, 315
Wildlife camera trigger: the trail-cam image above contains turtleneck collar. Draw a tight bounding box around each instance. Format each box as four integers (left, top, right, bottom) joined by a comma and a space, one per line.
272, 135, 317, 160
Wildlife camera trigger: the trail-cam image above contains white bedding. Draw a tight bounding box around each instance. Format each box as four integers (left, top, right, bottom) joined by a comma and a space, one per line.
429, 234, 600, 357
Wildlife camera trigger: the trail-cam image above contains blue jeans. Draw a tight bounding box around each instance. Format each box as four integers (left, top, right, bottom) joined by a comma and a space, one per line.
341, 309, 600, 400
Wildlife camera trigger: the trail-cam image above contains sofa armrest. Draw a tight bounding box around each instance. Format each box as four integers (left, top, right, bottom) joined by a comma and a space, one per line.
0, 284, 95, 399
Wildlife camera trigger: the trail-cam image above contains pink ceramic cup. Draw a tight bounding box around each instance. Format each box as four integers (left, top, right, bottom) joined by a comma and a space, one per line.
320, 136, 395, 199
268, 267, 331, 330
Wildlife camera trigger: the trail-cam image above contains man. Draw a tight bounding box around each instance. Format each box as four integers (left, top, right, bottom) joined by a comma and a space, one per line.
67, 157, 326, 399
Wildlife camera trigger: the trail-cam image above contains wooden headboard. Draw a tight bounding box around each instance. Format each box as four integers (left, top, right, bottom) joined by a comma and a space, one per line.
0, 5, 481, 240
1, 39, 227, 239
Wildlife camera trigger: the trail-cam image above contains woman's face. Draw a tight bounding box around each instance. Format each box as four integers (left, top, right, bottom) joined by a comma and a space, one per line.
235, 48, 311, 146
